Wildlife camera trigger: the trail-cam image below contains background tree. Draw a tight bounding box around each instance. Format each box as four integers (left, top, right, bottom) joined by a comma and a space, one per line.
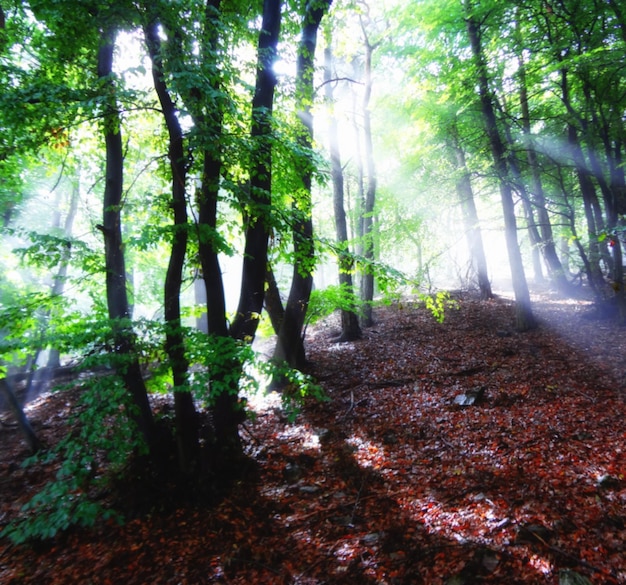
323, 25, 361, 341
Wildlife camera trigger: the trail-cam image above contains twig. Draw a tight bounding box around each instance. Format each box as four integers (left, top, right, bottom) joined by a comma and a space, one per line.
349, 478, 366, 525
514, 530, 621, 584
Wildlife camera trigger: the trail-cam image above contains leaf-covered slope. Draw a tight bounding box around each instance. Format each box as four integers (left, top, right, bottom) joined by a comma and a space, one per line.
1, 291, 625, 584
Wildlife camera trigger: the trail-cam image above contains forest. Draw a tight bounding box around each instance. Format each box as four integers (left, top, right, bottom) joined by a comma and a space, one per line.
1, 0, 626, 583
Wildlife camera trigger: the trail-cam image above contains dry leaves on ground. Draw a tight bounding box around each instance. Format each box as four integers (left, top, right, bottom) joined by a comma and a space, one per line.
1, 289, 625, 584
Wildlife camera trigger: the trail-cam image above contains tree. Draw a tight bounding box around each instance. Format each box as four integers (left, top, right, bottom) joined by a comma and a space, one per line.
144, 15, 198, 473
274, 0, 332, 369
97, 24, 157, 448
447, 127, 493, 300
323, 27, 361, 341
464, 1, 536, 331
356, 5, 379, 327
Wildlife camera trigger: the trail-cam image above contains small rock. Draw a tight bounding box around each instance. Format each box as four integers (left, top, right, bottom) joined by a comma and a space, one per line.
480, 550, 499, 573
361, 532, 382, 546
283, 462, 303, 483
454, 387, 485, 406
515, 523, 553, 544
597, 474, 621, 490
382, 430, 399, 444
317, 428, 332, 443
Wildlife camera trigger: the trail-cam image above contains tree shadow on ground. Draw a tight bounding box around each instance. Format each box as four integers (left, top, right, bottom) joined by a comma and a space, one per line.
2, 291, 625, 583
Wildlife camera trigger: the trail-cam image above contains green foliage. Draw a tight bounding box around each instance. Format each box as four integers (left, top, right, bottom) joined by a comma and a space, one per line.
420, 290, 457, 324
306, 283, 361, 326
185, 330, 258, 406
2, 373, 141, 544
269, 362, 327, 423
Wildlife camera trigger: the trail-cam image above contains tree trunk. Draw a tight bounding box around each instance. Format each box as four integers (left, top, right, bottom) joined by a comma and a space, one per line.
465, 7, 535, 331
567, 123, 606, 291
264, 263, 285, 335
205, 0, 282, 463
274, 0, 331, 369
0, 378, 42, 454
359, 22, 378, 328
229, 0, 281, 343
514, 15, 570, 293
193, 275, 208, 334
145, 21, 198, 474
97, 28, 155, 449
324, 39, 361, 341
448, 132, 492, 300
47, 178, 79, 369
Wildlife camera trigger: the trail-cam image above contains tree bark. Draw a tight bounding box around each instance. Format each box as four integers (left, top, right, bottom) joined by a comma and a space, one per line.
0, 378, 42, 454
264, 263, 285, 335
359, 19, 378, 328
448, 131, 492, 300
514, 15, 570, 293
274, 0, 331, 369
465, 7, 535, 331
229, 0, 281, 343
47, 179, 79, 369
97, 28, 155, 449
323, 39, 361, 341
145, 20, 198, 474
208, 0, 282, 462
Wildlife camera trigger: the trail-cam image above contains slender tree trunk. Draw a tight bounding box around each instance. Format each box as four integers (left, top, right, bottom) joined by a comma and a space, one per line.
567, 124, 606, 291
0, 378, 41, 454
465, 8, 535, 331
448, 132, 492, 299
97, 28, 155, 449
504, 136, 545, 286
190, 0, 228, 340
264, 263, 285, 335
324, 38, 361, 341
193, 275, 208, 334
203, 0, 282, 463
47, 179, 79, 369
581, 86, 626, 319
145, 21, 198, 474
230, 0, 281, 343
359, 23, 378, 328
274, 0, 331, 369
515, 15, 570, 293
187, 0, 244, 466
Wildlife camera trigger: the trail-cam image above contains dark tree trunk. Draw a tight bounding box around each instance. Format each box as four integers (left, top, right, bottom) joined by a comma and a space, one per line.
582, 85, 626, 319
187, 0, 228, 340
567, 124, 606, 291
203, 0, 281, 464
229, 0, 281, 343
449, 132, 493, 300
186, 0, 242, 465
503, 130, 545, 286
0, 378, 41, 454
264, 264, 285, 336
145, 21, 198, 474
274, 0, 331, 369
558, 64, 610, 293
97, 28, 155, 449
324, 41, 361, 341
465, 8, 535, 331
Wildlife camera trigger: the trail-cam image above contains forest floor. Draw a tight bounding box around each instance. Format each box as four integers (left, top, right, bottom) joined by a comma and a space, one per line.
1, 286, 626, 584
